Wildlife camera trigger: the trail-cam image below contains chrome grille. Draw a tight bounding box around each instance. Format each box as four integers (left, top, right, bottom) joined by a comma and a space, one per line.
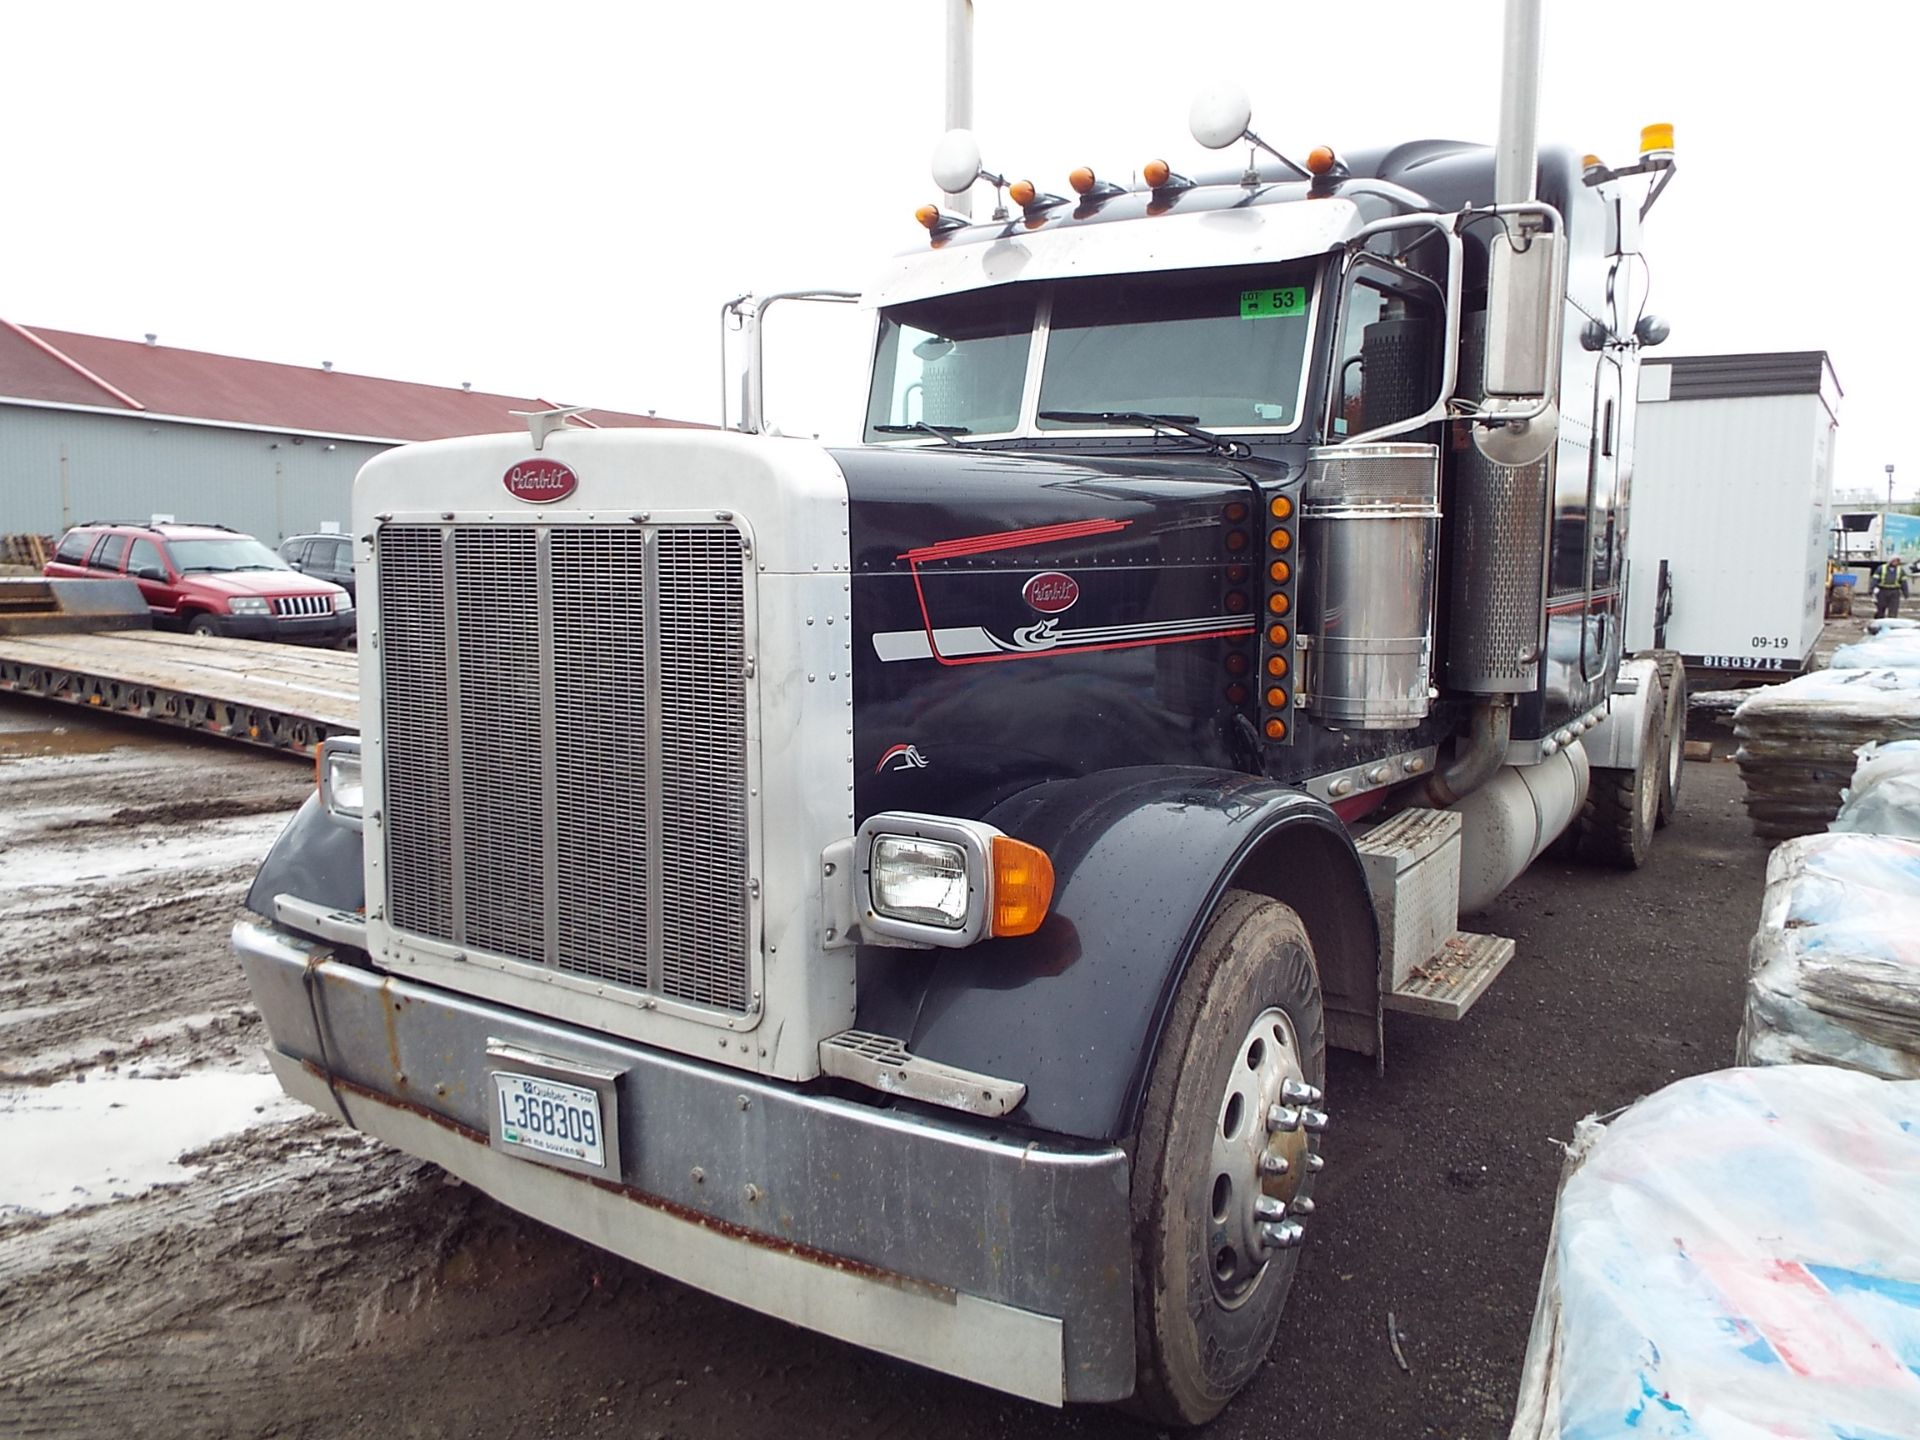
377, 522, 752, 1014
273, 593, 334, 617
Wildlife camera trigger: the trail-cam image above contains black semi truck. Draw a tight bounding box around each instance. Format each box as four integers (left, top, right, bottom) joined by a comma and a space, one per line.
233, 8, 1681, 1425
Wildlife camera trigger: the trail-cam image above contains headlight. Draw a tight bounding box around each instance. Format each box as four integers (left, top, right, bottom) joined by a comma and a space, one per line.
854, 813, 1053, 948
317, 736, 363, 827
871, 836, 970, 929
229, 597, 271, 616
333, 591, 354, 614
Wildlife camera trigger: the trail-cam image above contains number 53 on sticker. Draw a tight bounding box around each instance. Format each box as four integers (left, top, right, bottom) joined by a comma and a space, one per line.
1242, 286, 1307, 319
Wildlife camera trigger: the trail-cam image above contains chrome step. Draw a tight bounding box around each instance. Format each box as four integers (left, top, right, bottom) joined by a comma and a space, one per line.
1382, 931, 1516, 1020
819, 1030, 1028, 1117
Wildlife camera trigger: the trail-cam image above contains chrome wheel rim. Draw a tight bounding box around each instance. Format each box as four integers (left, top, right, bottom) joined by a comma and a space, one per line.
1204, 1005, 1324, 1308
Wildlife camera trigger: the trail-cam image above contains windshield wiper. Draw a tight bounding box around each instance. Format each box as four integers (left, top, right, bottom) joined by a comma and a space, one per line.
1037, 410, 1250, 458
873, 422, 970, 446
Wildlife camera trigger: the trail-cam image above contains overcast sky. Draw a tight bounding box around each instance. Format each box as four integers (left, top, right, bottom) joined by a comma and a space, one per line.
4, 1, 1911, 493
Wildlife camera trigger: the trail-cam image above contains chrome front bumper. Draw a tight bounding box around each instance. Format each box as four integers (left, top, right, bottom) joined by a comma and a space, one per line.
233, 920, 1135, 1405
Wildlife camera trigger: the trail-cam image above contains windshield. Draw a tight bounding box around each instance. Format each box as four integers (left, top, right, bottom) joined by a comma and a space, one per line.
864, 290, 1035, 440
1037, 262, 1317, 432
167, 537, 290, 573
863, 261, 1319, 444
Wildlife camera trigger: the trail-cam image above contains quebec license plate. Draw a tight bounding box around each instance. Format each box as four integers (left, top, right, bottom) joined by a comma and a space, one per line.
493, 1071, 606, 1169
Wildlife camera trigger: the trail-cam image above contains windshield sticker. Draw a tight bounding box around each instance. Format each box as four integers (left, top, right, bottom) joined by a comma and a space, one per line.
1241, 286, 1308, 320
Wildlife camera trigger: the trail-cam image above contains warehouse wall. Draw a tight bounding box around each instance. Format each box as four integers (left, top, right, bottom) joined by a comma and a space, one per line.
0, 404, 391, 542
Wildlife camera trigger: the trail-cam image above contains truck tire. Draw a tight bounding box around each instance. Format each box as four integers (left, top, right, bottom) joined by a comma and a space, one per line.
1128, 890, 1326, 1428
1578, 695, 1661, 868
187, 613, 221, 637
1650, 651, 1687, 828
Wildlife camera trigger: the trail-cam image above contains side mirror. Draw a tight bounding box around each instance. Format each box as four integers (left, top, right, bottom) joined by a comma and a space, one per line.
1634, 314, 1671, 348
931, 130, 984, 195
1188, 84, 1254, 150
135, 565, 165, 582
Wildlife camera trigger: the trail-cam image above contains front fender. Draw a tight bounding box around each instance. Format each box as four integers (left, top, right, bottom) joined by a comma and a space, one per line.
852, 767, 1379, 1143
245, 793, 365, 920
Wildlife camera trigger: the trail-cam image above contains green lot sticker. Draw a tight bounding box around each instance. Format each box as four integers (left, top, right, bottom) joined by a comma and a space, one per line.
1241, 286, 1307, 320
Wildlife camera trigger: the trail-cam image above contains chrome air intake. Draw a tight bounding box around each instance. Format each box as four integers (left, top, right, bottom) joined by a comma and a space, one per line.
1297, 444, 1441, 729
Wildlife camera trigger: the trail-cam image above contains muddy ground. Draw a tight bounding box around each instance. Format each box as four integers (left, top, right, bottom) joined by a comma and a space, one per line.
0, 694, 1772, 1440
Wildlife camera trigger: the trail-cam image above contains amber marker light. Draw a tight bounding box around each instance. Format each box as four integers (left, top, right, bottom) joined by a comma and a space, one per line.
915, 204, 942, 230
1269, 559, 1290, 584
1224, 501, 1249, 523
990, 836, 1055, 937
1143, 158, 1172, 188
1266, 687, 1289, 708
1267, 593, 1290, 615
1010, 179, 1037, 207
1225, 651, 1250, 676
1269, 528, 1292, 551
1305, 146, 1337, 177
1265, 718, 1288, 740
1268, 623, 1290, 645
1225, 590, 1249, 613
1069, 166, 1097, 195
1266, 655, 1289, 678
1225, 529, 1249, 552
1269, 495, 1292, 519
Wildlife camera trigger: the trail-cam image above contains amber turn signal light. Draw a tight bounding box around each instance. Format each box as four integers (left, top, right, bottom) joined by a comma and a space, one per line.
1266, 687, 1289, 708
990, 836, 1055, 937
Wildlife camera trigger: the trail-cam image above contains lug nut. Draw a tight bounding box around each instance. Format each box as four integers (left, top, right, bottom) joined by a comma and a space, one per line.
1289, 1196, 1316, 1216
1259, 1220, 1306, 1250
1267, 1104, 1301, 1133
1254, 1195, 1287, 1222
1259, 1154, 1291, 1177
1281, 1079, 1323, 1105
1305, 1152, 1325, 1173
1300, 1108, 1329, 1134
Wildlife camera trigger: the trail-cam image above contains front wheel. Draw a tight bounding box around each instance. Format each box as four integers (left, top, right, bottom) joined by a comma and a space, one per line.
1128, 890, 1327, 1427
187, 613, 221, 637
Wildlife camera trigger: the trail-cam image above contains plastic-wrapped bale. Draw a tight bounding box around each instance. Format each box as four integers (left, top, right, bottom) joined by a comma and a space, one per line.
1732, 668, 1920, 839
1738, 833, 1920, 1077
1509, 1066, 1920, 1440
1831, 739, 1920, 840
1865, 616, 1920, 635
1829, 632, 1920, 669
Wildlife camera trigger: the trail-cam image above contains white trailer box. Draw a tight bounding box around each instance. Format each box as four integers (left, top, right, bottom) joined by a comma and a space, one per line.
1625, 352, 1841, 676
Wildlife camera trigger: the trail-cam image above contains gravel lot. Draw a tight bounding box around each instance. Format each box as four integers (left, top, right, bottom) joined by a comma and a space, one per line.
0, 694, 1769, 1440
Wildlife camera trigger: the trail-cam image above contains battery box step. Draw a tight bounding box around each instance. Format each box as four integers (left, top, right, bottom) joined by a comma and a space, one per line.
1382, 931, 1517, 1020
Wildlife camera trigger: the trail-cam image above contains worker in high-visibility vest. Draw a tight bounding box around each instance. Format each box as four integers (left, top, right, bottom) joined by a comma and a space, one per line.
1874, 555, 1909, 619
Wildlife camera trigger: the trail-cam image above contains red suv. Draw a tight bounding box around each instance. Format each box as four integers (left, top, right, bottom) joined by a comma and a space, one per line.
44, 522, 355, 645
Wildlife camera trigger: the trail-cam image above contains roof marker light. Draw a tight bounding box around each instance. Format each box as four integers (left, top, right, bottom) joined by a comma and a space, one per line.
1069, 167, 1096, 195
1305, 146, 1337, 177
1142, 158, 1172, 188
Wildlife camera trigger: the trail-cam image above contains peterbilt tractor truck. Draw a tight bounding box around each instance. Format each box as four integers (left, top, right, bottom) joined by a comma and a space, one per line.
232, 4, 1681, 1424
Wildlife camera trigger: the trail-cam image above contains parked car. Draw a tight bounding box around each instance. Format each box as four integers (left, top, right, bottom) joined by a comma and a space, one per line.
279, 532, 356, 599
44, 522, 354, 645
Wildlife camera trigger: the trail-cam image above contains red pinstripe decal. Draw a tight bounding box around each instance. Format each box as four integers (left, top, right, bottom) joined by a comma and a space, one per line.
902, 518, 1245, 666
899, 517, 1132, 564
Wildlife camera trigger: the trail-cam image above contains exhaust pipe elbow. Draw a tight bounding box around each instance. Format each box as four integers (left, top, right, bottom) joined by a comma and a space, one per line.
1423, 697, 1512, 807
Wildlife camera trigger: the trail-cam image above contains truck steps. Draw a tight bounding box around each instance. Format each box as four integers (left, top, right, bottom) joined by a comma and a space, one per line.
1382, 931, 1517, 1020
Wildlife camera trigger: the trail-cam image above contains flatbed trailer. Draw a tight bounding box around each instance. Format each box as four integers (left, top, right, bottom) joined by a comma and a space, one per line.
0, 579, 354, 756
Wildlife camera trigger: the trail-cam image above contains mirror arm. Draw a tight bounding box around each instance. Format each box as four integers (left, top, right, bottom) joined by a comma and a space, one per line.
1338, 214, 1464, 447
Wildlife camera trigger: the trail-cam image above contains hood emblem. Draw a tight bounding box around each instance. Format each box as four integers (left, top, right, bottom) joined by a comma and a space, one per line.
503, 458, 578, 504
1022, 571, 1079, 614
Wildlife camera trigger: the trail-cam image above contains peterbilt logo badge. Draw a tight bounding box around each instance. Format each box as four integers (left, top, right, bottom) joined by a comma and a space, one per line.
503, 458, 578, 504
1022, 572, 1080, 614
